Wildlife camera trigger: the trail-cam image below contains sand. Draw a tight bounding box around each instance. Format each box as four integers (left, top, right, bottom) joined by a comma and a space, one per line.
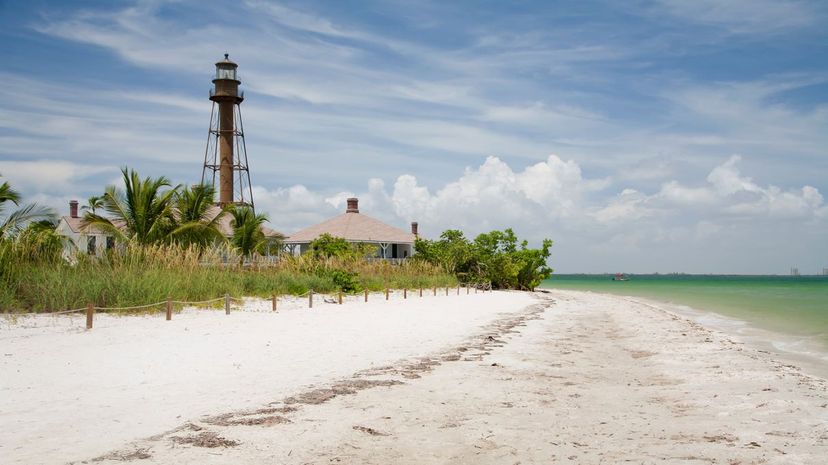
2, 289, 827, 464
0, 290, 534, 464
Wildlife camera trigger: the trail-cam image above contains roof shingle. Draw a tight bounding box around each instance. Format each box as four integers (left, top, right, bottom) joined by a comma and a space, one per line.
285, 211, 415, 244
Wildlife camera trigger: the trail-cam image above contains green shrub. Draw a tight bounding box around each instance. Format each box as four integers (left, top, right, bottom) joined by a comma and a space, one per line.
327, 269, 362, 293
415, 228, 553, 290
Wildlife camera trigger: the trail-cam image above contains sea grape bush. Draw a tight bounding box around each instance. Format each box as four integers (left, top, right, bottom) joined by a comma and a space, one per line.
414, 228, 553, 290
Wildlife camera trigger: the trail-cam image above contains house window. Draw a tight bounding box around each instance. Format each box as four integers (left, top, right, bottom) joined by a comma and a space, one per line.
106, 236, 115, 250
87, 236, 96, 255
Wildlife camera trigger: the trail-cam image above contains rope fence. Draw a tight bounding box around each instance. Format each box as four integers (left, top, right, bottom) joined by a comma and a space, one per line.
94, 300, 170, 312
7, 282, 494, 331
46, 307, 88, 315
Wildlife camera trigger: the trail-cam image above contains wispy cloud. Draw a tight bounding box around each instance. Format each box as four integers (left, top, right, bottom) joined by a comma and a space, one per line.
4, 0, 827, 272
652, 0, 819, 34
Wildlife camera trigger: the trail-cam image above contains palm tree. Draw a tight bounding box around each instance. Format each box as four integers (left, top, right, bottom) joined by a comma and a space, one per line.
230, 206, 268, 262
14, 219, 64, 262
169, 184, 229, 248
0, 176, 55, 239
81, 195, 105, 215
83, 167, 180, 245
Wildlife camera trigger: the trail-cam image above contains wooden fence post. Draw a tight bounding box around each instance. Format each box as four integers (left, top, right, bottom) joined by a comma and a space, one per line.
364, 289, 368, 302
166, 297, 172, 321
457, 285, 460, 295
309, 290, 314, 309
403, 288, 407, 299
272, 294, 277, 312
445, 286, 449, 296
86, 303, 94, 330
338, 291, 343, 305
433, 286, 436, 296
225, 294, 230, 315
466, 285, 470, 294
419, 287, 423, 297
385, 288, 389, 300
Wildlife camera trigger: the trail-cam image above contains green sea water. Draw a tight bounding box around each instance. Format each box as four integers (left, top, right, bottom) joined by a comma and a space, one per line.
540, 274, 828, 348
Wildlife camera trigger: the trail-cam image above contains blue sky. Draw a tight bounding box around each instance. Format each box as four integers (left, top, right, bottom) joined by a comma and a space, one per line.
2, 0, 827, 273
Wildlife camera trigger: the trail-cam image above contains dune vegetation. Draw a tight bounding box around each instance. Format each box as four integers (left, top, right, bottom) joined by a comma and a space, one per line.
1, 167, 552, 313
0, 169, 455, 313
1, 241, 456, 312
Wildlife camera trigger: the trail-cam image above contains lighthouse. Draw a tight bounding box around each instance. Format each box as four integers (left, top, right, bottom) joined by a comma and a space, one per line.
201, 54, 254, 209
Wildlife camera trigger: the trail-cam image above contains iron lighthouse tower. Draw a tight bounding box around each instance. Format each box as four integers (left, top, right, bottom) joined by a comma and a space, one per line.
202, 54, 254, 209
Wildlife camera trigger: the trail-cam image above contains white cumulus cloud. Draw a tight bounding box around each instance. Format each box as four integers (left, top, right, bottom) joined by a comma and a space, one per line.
654, 155, 825, 220
0, 160, 117, 194
251, 153, 826, 273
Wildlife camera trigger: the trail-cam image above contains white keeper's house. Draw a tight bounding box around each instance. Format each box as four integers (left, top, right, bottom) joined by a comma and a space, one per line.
55, 200, 118, 258
283, 198, 418, 260
55, 200, 284, 259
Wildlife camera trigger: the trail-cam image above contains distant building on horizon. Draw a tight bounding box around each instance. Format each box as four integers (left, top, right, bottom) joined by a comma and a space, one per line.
283, 198, 418, 260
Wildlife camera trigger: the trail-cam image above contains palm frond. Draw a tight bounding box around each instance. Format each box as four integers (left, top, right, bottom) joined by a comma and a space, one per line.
0, 180, 22, 213
81, 212, 130, 243
0, 203, 56, 239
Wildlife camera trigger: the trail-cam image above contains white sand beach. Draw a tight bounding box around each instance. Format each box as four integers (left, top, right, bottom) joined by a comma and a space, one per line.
2, 290, 827, 464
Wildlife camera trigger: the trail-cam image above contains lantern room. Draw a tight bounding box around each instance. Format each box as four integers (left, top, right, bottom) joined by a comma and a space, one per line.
210, 53, 243, 103
214, 53, 239, 81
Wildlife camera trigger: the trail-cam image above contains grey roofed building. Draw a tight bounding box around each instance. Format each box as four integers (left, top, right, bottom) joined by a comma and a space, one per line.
283, 198, 418, 259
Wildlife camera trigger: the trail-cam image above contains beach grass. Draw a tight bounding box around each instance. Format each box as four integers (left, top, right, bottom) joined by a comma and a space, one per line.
1, 243, 457, 313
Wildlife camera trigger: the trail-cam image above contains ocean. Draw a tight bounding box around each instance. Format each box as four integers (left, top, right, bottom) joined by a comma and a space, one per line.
541, 274, 828, 369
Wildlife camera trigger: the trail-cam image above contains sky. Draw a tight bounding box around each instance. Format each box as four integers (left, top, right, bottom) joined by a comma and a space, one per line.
1, 0, 827, 274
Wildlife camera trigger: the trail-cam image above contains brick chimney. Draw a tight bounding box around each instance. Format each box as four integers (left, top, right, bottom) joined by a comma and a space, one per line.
69, 200, 79, 218
346, 197, 359, 213
411, 221, 419, 236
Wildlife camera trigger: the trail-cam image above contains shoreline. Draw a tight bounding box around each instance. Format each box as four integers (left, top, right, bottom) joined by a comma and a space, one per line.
3, 289, 827, 463
540, 275, 828, 349
636, 295, 828, 380
552, 289, 828, 382
91, 289, 828, 463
